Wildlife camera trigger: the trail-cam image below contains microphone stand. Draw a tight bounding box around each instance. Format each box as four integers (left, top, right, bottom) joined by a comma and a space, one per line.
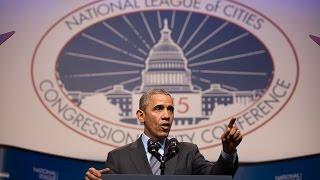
154, 153, 165, 175
148, 138, 179, 175
152, 153, 165, 175
160, 157, 165, 175
160, 151, 175, 175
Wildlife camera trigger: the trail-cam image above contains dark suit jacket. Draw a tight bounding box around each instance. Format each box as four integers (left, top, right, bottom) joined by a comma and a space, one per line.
105, 137, 238, 176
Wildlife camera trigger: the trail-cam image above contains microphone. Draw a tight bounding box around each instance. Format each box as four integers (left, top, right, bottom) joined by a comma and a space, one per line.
164, 138, 180, 162
147, 138, 162, 162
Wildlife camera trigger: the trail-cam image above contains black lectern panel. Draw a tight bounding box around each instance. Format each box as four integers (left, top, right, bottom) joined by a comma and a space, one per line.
101, 174, 232, 180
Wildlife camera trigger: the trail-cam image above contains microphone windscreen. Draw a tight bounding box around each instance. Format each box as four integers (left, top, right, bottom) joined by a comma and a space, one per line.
147, 138, 157, 146
168, 138, 178, 145
147, 138, 160, 155
168, 138, 179, 155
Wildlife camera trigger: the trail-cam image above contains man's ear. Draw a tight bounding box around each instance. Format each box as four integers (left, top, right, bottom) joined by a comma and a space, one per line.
136, 109, 145, 123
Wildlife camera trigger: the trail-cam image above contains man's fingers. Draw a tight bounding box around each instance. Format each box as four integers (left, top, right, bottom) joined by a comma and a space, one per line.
230, 129, 241, 140
228, 118, 236, 129
89, 167, 101, 177
221, 128, 230, 141
231, 129, 242, 142
233, 129, 241, 139
227, 128, 237, 139
235, 133, 243, 142
232, 131, 243, 145
85, 167, 110, 180
85, 171, 101, 180
100, 168, 110, 174
85, 176, 100, 180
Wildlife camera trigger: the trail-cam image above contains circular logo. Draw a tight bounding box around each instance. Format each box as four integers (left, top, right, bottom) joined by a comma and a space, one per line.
32, 0, 298, 149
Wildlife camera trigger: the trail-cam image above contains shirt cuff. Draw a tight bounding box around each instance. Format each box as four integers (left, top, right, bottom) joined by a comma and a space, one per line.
221, 150, 237, 165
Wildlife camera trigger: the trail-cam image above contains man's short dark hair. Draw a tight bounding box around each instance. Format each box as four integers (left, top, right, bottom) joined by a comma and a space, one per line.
139, 89, 172, 111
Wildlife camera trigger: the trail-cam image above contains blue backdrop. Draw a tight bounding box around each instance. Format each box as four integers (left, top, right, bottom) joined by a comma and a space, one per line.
0, 145, 318, 179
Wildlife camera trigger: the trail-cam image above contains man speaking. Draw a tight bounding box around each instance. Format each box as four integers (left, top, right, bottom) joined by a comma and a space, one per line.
85, 89, 242, 179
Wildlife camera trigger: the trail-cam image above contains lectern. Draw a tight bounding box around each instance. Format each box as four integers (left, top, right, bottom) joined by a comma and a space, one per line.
101, 174, 232, 180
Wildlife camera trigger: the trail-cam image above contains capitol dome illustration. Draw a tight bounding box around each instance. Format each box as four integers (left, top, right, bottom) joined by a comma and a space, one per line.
139, 19, 194, 93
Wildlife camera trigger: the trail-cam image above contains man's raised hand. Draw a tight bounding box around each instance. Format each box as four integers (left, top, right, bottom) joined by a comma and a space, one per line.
221, 118, 243, 154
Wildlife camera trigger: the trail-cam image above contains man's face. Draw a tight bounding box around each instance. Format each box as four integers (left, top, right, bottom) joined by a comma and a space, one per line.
137, 94, 174, 140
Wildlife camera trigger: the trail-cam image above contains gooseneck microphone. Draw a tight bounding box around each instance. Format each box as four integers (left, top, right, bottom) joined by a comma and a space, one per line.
147, 138, 180, 175
147, 138, 162, 162
164, 138, 180, 162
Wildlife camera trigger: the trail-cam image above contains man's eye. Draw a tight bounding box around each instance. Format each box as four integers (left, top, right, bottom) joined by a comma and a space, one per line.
154, 105, 163, 111
168, 107, 174, 112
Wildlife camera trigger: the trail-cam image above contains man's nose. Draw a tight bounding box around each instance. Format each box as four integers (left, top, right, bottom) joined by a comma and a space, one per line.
161, 109, 170, 120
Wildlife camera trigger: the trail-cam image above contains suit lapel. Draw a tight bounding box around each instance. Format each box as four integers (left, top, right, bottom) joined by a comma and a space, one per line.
128, 137, 153, 174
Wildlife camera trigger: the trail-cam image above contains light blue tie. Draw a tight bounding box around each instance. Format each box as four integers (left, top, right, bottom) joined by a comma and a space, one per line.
149, 155, 161, 175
